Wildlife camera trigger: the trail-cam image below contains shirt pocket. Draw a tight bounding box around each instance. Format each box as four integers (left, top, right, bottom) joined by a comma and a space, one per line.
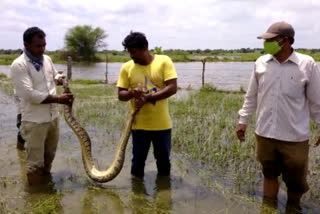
281, 71, 305, 99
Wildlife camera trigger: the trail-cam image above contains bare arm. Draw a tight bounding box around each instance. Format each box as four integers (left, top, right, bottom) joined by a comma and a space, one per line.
118, 88, 132, 101
146, 78, 177, 102
118, 88, 143, 101
118, 78, 177, 111
41, 93, 73, 105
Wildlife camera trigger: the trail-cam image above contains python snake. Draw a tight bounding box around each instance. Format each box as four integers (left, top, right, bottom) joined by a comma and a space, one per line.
62, 81, 137, 183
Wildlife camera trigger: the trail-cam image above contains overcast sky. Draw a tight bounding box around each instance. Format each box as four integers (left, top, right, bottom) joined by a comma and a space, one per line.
1, 0, 320, 51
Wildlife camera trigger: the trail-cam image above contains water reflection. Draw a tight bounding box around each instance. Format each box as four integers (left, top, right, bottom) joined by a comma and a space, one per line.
130, 174, 172, 214
154, 175, 172, 213
81, 185, 126, 214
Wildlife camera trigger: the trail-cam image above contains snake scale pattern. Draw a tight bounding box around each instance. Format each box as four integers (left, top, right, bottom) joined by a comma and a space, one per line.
62, 83, 137, 183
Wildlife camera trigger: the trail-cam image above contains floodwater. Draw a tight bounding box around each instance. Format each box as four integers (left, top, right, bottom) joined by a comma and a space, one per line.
0, 62, 254, 90
1, 61, 320, 90
0, 90, 263, 214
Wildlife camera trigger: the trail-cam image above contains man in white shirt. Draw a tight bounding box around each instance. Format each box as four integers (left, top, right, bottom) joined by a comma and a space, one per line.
236, 21, 320, 212
11, 27, 73, 185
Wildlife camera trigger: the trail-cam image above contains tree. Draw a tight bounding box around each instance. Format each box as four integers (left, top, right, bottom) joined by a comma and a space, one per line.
64, 25, 107, 61
153, 46, 163, 54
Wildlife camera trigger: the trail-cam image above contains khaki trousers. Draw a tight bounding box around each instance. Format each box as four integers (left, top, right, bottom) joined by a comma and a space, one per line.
21, 118, 59, 173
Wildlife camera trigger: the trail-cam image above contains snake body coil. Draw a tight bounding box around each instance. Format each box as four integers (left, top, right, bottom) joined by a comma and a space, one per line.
63, 84, 136, 182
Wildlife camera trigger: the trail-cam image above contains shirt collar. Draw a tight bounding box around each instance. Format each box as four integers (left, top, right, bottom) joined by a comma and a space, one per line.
23, 52, 31, 62
262, 50, 300, 65
262, 54, 273, 63
286, 51, 300, 65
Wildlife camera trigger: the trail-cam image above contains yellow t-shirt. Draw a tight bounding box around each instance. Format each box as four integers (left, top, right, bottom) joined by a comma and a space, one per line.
117, 55, 178, 130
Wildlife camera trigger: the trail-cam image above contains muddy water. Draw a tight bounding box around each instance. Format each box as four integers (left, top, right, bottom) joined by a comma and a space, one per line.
0, 90, 262, 214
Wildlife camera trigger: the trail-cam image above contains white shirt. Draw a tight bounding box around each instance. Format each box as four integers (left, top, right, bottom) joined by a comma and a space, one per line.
238, 51, 320, 142
10, 53, 61, 123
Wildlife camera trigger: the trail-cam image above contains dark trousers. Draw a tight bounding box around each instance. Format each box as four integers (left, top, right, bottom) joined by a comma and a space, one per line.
131, 129, 171, 177
16, 114, 25, 144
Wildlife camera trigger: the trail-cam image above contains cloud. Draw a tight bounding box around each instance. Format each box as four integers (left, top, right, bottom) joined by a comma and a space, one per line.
0, 0, 320, 50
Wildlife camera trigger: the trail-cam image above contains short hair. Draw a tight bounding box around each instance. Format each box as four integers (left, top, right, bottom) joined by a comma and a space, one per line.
122, 31, 148, 50
288, 37, 294, 44
23, 27, 46, 44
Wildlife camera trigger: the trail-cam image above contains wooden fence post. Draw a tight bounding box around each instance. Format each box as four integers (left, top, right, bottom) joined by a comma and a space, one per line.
201, 58, 206, 87
67, 56, 72, 80
105, 54, 108, 84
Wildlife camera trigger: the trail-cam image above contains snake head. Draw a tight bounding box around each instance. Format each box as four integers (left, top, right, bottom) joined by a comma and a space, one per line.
63, 86, 72, 94
62, 78, 72, 94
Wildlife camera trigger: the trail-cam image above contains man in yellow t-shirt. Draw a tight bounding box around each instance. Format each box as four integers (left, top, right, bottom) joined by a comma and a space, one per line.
117, 31, 177, 178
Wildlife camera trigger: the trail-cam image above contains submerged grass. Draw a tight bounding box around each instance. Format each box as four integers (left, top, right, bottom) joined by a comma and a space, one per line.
69, 79, 103, 85
170, 85, 320, 211
66, 81, 127, 134
170, 86, 261, 194
29, 193, 63, 214
0, 73, 14, 95
0, 54, 19, 65
65, 80, 320, 211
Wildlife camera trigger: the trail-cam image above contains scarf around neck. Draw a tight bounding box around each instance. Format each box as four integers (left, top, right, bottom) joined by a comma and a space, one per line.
24, 48, 44, 71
